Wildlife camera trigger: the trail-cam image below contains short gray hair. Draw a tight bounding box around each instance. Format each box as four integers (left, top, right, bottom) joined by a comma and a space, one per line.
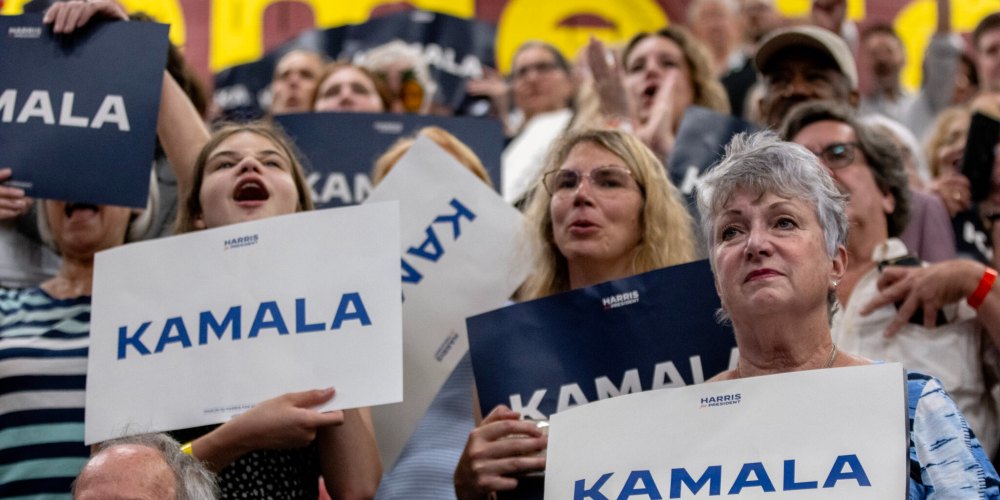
696, 131, 848, 321
73, 433, 218, 500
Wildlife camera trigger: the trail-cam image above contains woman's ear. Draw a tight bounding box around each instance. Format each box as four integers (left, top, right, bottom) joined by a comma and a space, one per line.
830, 244, 848, 284
194, 214, 206, 230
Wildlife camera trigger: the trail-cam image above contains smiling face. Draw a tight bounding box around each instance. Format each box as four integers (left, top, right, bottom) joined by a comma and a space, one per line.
314, 66, 386, 113
712, 188, 843, 320
549, 141, 644, 275
195, 131, 301, 229
44, 201, 132, 259
624, 35, 694, 125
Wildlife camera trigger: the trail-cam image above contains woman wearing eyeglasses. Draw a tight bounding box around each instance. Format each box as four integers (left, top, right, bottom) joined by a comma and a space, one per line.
781, 100, 1000, 457
453, 129, 696, 499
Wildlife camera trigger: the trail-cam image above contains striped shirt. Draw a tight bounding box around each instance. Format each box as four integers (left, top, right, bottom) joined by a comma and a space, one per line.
0, 287, 90, 499
908, 371, 1000, 499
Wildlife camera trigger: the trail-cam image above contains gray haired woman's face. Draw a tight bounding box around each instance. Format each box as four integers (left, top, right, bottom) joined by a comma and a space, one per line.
711, 187, 841, 322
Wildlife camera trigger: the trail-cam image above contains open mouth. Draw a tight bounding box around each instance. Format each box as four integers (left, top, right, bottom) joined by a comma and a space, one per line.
64, 202, 98, 217
233, 179, 269, 202
643, 84, 658, 98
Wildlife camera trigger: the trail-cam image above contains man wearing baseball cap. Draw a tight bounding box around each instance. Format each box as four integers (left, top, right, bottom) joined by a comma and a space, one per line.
755, 24, 859, 128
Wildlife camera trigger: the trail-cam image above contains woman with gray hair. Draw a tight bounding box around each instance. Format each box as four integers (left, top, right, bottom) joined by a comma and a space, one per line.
697, 131, 999, 497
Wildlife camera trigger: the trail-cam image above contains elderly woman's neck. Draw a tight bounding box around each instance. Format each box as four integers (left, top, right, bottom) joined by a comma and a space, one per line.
41, 257, 94, 299
568, 259, 634, 290
730, 317, 837, 377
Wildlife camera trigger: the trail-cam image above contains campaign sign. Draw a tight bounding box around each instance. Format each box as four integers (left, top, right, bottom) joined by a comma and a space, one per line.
546, 363, 909, 499
214, 9, 496, 120
364, 136, 529, 468
0, 15, 168, 208
467, 260, 737, 422
85, 203, 402, 444
275, 111, 504, 207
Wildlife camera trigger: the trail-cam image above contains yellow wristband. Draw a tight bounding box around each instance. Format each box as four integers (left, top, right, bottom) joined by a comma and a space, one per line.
180, 441, 194, 456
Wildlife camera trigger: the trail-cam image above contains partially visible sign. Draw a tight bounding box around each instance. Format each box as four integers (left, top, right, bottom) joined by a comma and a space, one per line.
468, 260, 737, 421
546, 363, 908, 499
365, 135, 528, 468
213, 9, 496, 120
276, 111, 503, 207
86, 203, 402, 444
0, 15, 168, 208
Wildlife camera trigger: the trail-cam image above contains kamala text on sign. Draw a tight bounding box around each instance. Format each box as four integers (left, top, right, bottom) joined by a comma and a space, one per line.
0, 90, 130, 131
401, 198, 476, 287
116, 294, 372, 360
572, 455, 871, 499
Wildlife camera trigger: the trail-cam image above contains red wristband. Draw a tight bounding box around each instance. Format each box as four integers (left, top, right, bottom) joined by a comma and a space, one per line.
967, 267, 997, 309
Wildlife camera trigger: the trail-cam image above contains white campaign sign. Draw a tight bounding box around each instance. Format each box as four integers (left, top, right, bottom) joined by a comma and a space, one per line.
546, 363, 908, 499
85, 202, 402, 444
364, 135, 529, 467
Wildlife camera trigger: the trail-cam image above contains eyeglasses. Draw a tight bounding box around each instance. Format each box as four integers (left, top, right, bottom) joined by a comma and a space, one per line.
512, 61, 561, 81
542, 166, 640, 196
811, 142, 860, 169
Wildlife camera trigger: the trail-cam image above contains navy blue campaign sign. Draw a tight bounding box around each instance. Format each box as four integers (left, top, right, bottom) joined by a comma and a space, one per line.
275, 112, 503, 207
214, 9, 496, 121
468, 259, 737, 420
0, 15, 168, 208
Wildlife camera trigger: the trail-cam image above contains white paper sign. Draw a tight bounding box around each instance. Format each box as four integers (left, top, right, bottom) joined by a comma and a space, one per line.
546, 363, 908, 499
364, 135, 529, 467
85, 202, 402, 444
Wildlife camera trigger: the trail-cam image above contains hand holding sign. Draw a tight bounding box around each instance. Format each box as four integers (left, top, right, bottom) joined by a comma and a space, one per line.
43, 0, 128, 33
454, 405, 547, 499
0, 168, 31, 220
192, 388, 348, 471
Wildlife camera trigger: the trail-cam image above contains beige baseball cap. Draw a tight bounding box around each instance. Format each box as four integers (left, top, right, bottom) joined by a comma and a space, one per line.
755, 25, 858, 90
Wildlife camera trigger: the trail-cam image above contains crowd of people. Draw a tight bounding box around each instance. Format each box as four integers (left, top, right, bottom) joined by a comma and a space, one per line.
2, 0, 1000, 498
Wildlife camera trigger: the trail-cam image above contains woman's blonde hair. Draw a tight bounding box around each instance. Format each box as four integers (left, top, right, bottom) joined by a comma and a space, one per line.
519, 128, 696, 300
922, 106, 970, 178
623, 26, 731, 115
371, 126, 492, 186
175, 122, 314, 233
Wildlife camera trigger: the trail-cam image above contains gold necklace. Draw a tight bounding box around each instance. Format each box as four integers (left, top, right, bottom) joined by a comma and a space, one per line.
735, 343, 838, 379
